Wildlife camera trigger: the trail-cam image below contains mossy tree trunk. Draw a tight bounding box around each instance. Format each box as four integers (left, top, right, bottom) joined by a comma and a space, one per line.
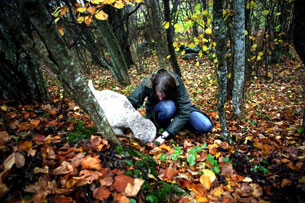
213, 0, 229, 137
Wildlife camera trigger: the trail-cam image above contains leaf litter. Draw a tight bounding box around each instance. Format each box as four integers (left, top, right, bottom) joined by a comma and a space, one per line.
0, 54, 304, 202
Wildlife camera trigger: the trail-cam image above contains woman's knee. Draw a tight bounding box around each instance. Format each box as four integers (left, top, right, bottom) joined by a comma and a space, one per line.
155, 100, 176, 123
189, 111, 212, 133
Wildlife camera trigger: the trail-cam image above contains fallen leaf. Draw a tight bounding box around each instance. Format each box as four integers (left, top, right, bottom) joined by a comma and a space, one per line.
251, 183, 262, 197
210, 186, 224, 198
124, 178, 144, 197
113, 175, 134, 193
52, 161, 75, 175
281, 179, 292, 188
18, 140, 32, 151
202, 169, 216, 182
93, 186, 111, 200
14, 152, 25, 168
3, 153, 16, 170
99, 176, 113, 186
113, 193, 129, 203
165, 167, 179, 181
220, 162, 234, 177
191, 183, 207, 197
200, 174, 212, 190
34, 166, 49, 174
195, 195, 209, 202
81, 156, 102, 170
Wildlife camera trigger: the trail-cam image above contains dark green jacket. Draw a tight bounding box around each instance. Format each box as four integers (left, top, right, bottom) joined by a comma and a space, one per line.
127, 69, 201, 136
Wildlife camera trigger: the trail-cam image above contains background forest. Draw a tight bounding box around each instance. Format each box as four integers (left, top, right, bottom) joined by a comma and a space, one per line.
0, 0, 305, 202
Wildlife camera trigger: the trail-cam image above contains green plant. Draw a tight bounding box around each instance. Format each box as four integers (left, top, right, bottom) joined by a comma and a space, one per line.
67, 119, 97, 143
171, 146, 183, 161
187, 144, 207, 166
143, 181, 187, 203
207, 154, 220, 174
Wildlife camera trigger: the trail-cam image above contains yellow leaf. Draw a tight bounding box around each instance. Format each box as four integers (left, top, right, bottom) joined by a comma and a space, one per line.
189, 43, 195, 48
77, 7, 86, 13
202, 45, 208, 51
77, 16, 84, 23
87, 7, 96, 15
202, 169, 216, 182
205, 27, 212, 35
213, 58, 218, 63
203, 38, 208, 42
262, 10, 269, 15
163, 21, 170, 29
95, 10, 108, 20
199, 50, 203, 57
135, 0, 143, 2
200, 174, 212, 190
245, 30, 248, 35
257, 55, 261, 61
227, 73, 232, 78
114, 1, 125, 9
92, 0, 102, 4
166, 55, 171, 59
196, 61, 200, 66
58, 26, 64, 36
1, 105, 8, 111
258, 51, 263, 56
174, 23, 182, 33
181, 50, 185, 55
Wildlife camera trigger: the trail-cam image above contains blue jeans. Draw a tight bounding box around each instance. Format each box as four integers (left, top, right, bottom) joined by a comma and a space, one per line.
154, 100, 212, 133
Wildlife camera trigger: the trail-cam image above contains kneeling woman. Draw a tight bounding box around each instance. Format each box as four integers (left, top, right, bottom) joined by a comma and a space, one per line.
128, 68, 212, 144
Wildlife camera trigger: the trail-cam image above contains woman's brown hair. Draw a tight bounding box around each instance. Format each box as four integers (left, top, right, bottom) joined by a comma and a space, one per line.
151, 69, 176, 100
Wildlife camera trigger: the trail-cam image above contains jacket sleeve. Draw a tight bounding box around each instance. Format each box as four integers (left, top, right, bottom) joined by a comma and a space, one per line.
127, 77, 149, 109
165, 76, 192, 136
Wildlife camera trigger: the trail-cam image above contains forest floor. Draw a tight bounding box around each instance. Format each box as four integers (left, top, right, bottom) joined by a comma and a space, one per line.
0, 52, 305, 203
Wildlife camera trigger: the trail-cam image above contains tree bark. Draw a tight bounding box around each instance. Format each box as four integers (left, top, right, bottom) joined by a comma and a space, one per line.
145, 0, 167, 68
213, 0, 229, 137
0, 21, 50, 104
292, 0, 305, 129
163, 0, 181, 76
96, 20, 130, 86
19, 0, 120, 145
232, 0, 245, 119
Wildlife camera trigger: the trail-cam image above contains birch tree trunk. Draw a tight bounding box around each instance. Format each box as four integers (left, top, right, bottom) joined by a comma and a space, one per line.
163, 0, 181, 76
19, 0, 120, 145
292, 0, 305, 129
232, 0, 245, 119
213, 0, 229, 137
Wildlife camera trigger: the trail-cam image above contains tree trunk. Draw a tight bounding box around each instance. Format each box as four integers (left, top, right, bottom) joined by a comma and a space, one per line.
232, 0, 245, 119
19, 0, 120, 145
96, 20, 130, 86
163, 0, 181, 76
213, 0, 229, 137
292, 0, 305, 129
107, 7, 134, 68
0, 22, 50, 104
145, 0, 167, 68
